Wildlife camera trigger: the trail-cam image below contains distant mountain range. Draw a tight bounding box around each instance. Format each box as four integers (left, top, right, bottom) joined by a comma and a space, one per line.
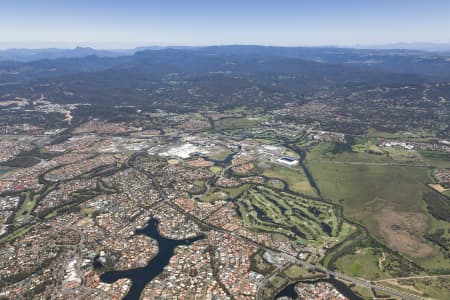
1, 45, 449, 115
1, 43, 450, 62
0, 46, 135, 62
356, 42, 450, 52
1, 45, 449, 84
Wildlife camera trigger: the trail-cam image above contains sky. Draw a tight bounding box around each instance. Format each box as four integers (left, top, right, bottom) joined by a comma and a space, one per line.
1, 0, 450, 49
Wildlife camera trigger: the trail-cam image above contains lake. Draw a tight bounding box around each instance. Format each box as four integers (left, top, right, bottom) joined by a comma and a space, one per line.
100, 218, 204, 300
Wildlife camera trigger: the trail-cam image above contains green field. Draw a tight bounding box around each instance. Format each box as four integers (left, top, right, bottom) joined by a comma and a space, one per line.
261, 163, 315, 195
335, 249, 387, 280
307, 141, 393, 164
195, 184, 251, 202
384, 147, 425, 164
307, 162, 430, 216
206, 150, 232, 161
236, 186, 349, 247
398, 277, 450, 300
380, 277, 450, 300
14, 192, 37, 222
419, 150, 450, 168
214, 115, 269, 130
352, 140, 384, 155
306, 143, 450, 272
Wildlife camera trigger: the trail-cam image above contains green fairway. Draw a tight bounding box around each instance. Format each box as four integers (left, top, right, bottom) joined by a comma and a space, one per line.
262, 163, 315, 195
236, 186, 350, 248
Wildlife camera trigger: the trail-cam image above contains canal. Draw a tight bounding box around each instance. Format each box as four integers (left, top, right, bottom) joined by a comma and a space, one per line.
275, 277, 363, 300
100, 218, 204, 300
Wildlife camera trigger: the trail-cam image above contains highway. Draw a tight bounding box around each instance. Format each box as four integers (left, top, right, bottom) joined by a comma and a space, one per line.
131, 155, 427, 300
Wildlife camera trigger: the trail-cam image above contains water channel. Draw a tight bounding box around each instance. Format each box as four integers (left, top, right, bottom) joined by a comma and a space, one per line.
100, 218, 204, 300
275, 277, 363, 300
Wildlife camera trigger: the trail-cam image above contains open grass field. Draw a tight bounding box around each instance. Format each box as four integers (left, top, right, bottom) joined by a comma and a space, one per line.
350, 286, 374, 299
197, 189, 228, 202
206, 150, 232, 161
335, 249, 387, 280
214, 115, 270, 130
306, 161, 431, 216
306, 144, 450, 272
283, 264, 324, 280
261, 163, 315, 195
380, 277, 450, 300
352, 140, 384, 155
13, 192, 37, 222
196, 184, 251, 202
419, 150, 450, 168
384, 147, 425, 164
307, 141, 393, 164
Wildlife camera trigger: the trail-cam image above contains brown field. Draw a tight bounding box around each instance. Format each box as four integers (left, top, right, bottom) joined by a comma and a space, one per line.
376, 208, 433, 258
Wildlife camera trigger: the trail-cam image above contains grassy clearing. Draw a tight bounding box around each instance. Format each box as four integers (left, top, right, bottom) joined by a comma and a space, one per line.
307, 161, 431, 217
385, 147, 424, 163
380, 277, 450, 300
307, 146, 450, 272
14, 192, 37, 222
419, 150, 450, 168
0, 222, 38, 244
265, 179, 285, 190
307, 141, 392, 163
197, 190, 228, 202
250, 249, 275, 275
365, 129, 434, 139
421, 216, 450, 272
209, 166, 222, 174
196, 184, 251, 202
221, 184, 251, 199
206, 150, 232, 161
352, 140, 384, 154
214, 115, 270, 130
262, 163, 315, 195
283, 264, 324, 280
350, 286, 374, 299
403, 277, 450, 300
335, 250, 387, 280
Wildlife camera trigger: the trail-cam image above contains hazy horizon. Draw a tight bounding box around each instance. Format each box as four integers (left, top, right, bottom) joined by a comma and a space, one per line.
1, 0, 449, 50
1, 41, 450, 52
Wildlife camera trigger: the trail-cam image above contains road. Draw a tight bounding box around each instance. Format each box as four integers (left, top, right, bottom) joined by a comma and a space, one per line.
131, 155, 427, 300
307, 159, 428, 167
375, 274, 450, 282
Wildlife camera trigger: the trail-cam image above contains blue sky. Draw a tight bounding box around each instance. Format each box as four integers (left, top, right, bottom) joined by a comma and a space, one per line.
1, 0, 449, 48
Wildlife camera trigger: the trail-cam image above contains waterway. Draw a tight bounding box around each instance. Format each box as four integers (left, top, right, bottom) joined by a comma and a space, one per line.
274, 277, 363, 300
100, 218, 204, 300
0, 166, 12, 177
